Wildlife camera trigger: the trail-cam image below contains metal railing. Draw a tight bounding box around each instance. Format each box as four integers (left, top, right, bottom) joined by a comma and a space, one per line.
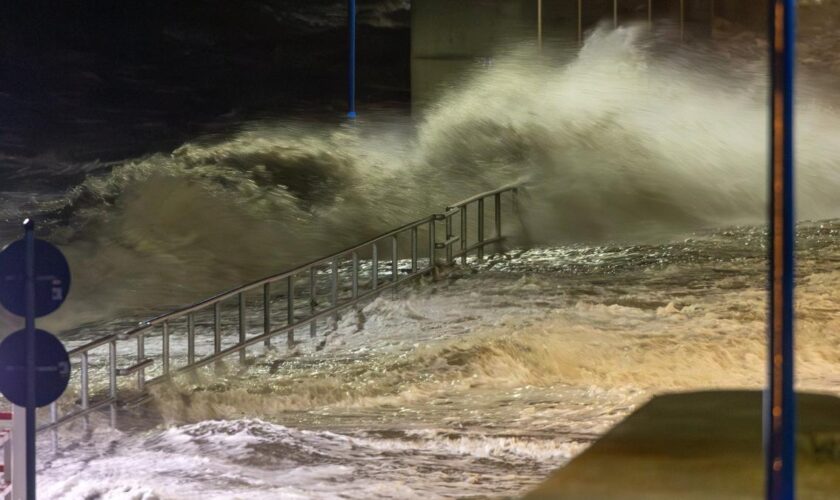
0, 411, 11, 500
37, 185, 522, 432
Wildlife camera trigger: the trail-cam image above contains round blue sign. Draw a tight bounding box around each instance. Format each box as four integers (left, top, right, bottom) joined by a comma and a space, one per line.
0, 328, 71, 407
0, 238, 71, 317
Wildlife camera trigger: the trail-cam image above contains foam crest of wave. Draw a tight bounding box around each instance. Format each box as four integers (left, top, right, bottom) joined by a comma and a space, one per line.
25, 24, 840, 331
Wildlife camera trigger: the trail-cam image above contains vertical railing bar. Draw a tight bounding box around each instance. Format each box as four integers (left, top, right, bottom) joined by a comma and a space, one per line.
578, 0, 583, 45
352, 252, 359, 298
287, 275, 295, 348
445, 213, 453, 264
213, 303, 221, 355
238, 292, 246, 364
80, 352, 90, 410
263, 282, 271, 348
411, 226, 418, 273
391, 235, 398, 283
429, 219, 436, 268
49, 402, 57, 425
477, 197, 485, 261
309, 267, 317, 338
187, 314, 195, 366
137, 331, 146, 390
163, 321, 170, 375
460, 205, 467, 265
331, 258, 339, 324
108, 340, 117, 400
494, 193, 502, 240
372, 242, 379, 289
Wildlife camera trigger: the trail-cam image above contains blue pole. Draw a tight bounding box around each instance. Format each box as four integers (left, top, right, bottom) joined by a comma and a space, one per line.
348, 0, 357, 118
766, 1, 796, 499
24, 218, 36, 499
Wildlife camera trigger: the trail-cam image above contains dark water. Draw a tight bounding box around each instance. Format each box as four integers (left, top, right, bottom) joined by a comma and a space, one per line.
0, 1, 410, 187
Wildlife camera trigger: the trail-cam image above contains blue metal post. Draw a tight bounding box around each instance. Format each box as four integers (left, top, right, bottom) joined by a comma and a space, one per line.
766, 1, 796, 499
24, 219, 36, 499
347, 0, 357, 118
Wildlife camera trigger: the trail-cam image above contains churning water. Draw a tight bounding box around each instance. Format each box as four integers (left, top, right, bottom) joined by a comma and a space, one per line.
2, 19, 840, 499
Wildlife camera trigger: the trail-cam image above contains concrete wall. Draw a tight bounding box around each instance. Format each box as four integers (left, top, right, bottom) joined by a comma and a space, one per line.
410, 0, 765, 111
410, 0, 534, 111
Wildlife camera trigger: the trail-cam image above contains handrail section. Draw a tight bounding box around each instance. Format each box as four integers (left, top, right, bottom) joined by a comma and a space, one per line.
0, 411, 11, 499
36, 185, 521, 433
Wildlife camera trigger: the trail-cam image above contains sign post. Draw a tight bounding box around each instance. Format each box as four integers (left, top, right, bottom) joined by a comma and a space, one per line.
24, 221, 36, 500
766, 1, 797, 499
348, 0, 357, 118
0, 220, 72, 500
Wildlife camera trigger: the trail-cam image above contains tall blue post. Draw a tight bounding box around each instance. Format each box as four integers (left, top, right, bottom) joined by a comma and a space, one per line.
766, 1, 796, 499
24, 219, 36, 499
347, 0, 357, 118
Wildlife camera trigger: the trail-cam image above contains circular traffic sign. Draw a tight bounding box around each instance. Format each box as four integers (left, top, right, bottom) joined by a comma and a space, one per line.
0, 328, 71, 407
0, 238, 71, 317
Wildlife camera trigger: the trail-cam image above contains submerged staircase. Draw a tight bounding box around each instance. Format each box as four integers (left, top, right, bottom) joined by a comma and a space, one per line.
19, 185, 523, 436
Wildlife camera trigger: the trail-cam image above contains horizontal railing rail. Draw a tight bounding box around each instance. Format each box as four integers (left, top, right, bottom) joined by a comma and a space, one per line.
35, 185, 522, 433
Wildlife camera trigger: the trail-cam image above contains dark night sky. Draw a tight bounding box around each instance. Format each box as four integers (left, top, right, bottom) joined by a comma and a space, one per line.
0, 1, 410, 168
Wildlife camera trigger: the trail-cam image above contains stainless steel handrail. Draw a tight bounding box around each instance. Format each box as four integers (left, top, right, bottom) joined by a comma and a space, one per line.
39, 185, 522, 433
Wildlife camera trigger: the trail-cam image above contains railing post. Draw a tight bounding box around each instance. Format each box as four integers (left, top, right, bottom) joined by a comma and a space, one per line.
477, 197, 485, 261
460, 206, 467, 265
372, 243, 379, 289
80, 352, 90, 410
331, 258, 339, 324
2, 418, 11, 491
213, 304, 221, 355
391, 235, 399, 283
309, 267, 317, 338
351, 252, 359, 298
429, 219, 436, 267
137, 331, 146, 390
238, 292, 246, 363
287, 276, 295, 348
163, 321, 170, 375
109, 340, 117, 400
49, 403, 57, 427
445, 213, 453, 264
411, 226, 418, 273
263, 282, 271, 348
11, 406, 26, 495
187, 314, 195, 366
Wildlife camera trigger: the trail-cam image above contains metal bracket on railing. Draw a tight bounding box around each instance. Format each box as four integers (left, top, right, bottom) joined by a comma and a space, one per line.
115, 358, 154, 377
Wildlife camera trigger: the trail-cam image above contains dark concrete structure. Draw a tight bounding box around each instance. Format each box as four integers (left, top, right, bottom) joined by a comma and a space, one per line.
410, 0, 768, 110
525, 391, 840, 499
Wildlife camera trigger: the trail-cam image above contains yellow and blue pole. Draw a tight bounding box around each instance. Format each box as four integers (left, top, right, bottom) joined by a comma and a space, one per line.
347, 0, 357, 119
766, 1, 796, 499
24, 219, 36, 499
